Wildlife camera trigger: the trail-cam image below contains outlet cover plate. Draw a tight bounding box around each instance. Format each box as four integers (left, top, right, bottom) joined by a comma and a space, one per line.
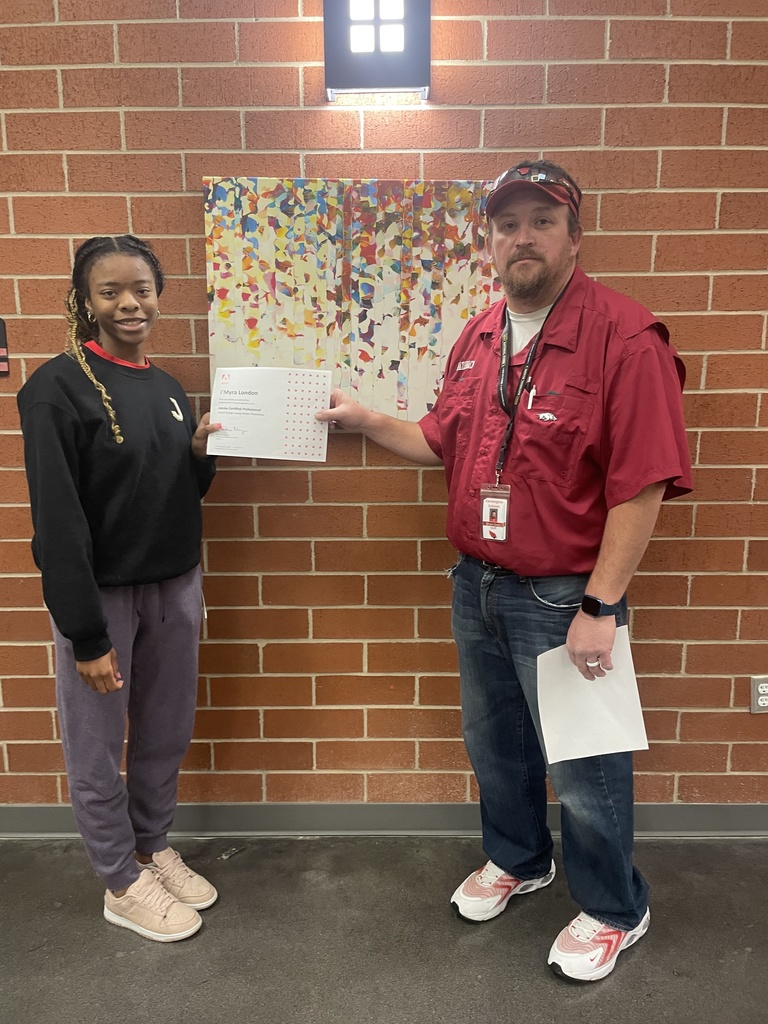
750, 675, 768, 714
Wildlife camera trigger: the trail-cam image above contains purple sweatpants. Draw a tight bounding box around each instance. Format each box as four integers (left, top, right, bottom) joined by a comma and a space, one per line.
53, 565, 203, 891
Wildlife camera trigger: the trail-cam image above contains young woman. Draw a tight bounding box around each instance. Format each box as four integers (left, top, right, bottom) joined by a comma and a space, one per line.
18, 235, 220, 943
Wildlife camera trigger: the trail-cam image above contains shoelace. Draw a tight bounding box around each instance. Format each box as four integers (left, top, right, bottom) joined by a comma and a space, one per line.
569, 912, 603, 942
155, 850, 196, 887
135, 873, 178, 918
476, 861, 507, 887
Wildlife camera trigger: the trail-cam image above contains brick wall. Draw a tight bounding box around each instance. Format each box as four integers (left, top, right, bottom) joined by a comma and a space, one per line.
1, 0, 766, 810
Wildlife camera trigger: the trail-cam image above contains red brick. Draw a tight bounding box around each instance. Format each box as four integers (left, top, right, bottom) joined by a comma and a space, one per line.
198, 641, 260, 675
421, 471, 448, 505
262, 575, 365, 607
59, 0, 176, 15
627, 574, 689, 607
215, 741, 312, 771
0, 575, 42, 608
0, 677, 54, 710
0, 507, 34, 541
208, 676, 313, 707
262, 642, 363, 674
0, 644, 49, 675
208, 469, 309, 504
417, 607, 452, 639
593, 274, 708, 313
418, 740, 471, 771
6, 112, 121, 152
364, 110, 482, 151
678, 775, 768, 803
0, 433, 26, 468
315, 675, 416, 706
0, 198, 8, 233
303, 152, 421, 180
0, 281, 17, 315
125, 110, 242, 152
434, 0, 543, 11
663, 150, 768, 191
489, 19, 604, 60
181, 66, 299, 108
7, 743, 65, 772
548, 150, 660, 192
632, 643, 684, 674
669, 64, 768, 104
266, 773, 364, 802
240, 19, 322, 61
638, 676, 732, 709
118, 22, 235, 62
419, 675, 460, 706
611, 20, 726, 59
551, 0, 663, 10
633, 608, 738, 642
719, 194, 768, 231
664, 314, 763, 353
367, 707, 462, 739
131, 195, 203, 236
367, 505, 446, 539
730, 744, 768, 772
259, 506, 364, 539
245, 109, 360, 152
579, 234, 652, 274
0, 710, 54, 741
0, 25, 113, 64
312, 469, 418, 504
415, 64, 546, 107
314, 540, 418, 573
193, 708, 261, 740
367, 773, 469, 803
178, 772, 263, 803
741, 609, 768, 641
201, 506, 255, 541
367, 574, 450, 608
207, 608, 308, 641
726, 108, 768, 148
201, 574, 258, 608
642, 538, 745, 573
756, 471, 768, 500
317, 741, 415, 770
0, 70, 58, 109
0, 0, 54, 22
152, 356, 210, 395
657, 234, 768, 274
698, 430, 767, 467
432, 17, 482, 59
484, 108, 601, 150
696, 505, 768, 538
187, 154, 302, 189
634, 775, 675, 803
712, 275, 768, 313
0, 239, 71, 277
548, 64, 663, 105
0, 776, 58, 803
313, 608, 415, 640
14, 196, 129, 235
686, 644, 766, 677
62, 68, 179, 109
207, 540, 311, 573
635, 742, 728, 773
600, 192, 716, 232
684, 393, 758, 429
671, 0, 766, 14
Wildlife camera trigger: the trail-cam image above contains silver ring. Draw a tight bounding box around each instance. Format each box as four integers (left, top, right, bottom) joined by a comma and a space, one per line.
585, 659, 601, 668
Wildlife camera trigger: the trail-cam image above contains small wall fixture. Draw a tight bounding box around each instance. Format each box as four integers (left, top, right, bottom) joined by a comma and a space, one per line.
323, 0, 431, 101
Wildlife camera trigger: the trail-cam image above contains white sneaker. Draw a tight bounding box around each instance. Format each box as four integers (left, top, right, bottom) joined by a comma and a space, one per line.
451, 859, 556, 922
548, 908, 651, 981
103, 869, 202, 942
142, 847, 218, 910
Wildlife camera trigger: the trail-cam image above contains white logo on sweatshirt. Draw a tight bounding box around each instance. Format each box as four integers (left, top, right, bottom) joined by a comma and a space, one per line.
169, 397, 184, 422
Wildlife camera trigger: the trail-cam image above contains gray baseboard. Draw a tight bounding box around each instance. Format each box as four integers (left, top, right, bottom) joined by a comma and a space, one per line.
1, 802, 767, 838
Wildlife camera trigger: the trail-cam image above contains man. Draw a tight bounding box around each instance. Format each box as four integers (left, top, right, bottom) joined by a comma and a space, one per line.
316, 161, 692, 982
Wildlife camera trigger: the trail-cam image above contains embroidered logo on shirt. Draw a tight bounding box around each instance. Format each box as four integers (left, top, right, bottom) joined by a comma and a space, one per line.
537, 412, 557, 422
169, 397, 184, 422
456, 360, 475, 371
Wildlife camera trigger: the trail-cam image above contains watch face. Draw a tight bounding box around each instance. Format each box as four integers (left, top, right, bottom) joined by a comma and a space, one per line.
581, 595, 602, 617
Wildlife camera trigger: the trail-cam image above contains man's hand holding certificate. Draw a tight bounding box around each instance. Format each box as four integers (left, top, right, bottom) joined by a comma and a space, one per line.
207, 367, 332, 462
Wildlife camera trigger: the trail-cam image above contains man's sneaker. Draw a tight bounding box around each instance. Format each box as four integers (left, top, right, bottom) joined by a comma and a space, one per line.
451, 859, 556, 923
104, 869, 202, 942
547, 908, 651, 982
141, 847, 218, 910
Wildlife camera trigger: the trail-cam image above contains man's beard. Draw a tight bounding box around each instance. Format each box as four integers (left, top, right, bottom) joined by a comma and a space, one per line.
501, 255, 551, 301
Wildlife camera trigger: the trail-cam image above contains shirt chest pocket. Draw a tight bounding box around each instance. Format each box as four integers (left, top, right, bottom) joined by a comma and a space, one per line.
438, 376, 481, 459
511, 375, 599, 487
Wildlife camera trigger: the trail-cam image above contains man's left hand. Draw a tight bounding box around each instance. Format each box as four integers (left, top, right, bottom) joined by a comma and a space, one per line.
566, 611, 617, 680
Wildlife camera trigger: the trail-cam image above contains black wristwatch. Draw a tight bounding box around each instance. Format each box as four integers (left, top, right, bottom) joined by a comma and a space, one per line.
581, 594, 622, 618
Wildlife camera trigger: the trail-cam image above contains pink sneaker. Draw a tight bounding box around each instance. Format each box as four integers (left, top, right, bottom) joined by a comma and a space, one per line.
548, 908, 651, 981
451, 859, 556, 922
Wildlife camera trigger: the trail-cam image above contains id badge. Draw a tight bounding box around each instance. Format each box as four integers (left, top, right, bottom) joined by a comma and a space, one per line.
480, 484, 511, 541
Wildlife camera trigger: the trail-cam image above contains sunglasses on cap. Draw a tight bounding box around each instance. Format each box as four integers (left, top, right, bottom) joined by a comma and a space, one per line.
486, 164, 582, 219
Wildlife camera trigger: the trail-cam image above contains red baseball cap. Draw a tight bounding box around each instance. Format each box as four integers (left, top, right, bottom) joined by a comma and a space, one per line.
486, 163, 582, 220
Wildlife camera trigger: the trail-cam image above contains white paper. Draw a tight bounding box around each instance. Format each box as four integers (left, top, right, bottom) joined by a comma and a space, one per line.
207, 366, 331, 462
537, 625, 648, 764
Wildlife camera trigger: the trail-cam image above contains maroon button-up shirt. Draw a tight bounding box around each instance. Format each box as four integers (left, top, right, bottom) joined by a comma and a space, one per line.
419, 266, 692, 576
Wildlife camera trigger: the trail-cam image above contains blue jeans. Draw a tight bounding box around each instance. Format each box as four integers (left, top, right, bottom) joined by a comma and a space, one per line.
451, 554, 649, 930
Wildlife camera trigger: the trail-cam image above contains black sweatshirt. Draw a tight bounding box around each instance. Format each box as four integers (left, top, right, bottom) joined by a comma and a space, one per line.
17, 347, 216, 661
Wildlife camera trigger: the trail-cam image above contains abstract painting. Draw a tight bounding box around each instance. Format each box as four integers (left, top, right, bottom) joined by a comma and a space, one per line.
204, 177, 500, 420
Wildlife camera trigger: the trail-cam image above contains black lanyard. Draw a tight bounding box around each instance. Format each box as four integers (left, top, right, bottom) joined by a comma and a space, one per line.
493, 274, 573, 484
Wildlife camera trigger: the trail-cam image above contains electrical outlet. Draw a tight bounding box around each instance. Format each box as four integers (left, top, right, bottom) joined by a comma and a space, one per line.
749, 676, 768, 714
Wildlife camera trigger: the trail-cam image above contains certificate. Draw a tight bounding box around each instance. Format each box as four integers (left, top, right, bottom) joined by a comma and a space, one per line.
537, 626, 649, 764
206, 366, 332, 462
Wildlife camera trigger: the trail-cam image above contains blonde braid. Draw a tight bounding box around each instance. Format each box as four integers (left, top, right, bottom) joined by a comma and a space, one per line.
65, 288, 124, 444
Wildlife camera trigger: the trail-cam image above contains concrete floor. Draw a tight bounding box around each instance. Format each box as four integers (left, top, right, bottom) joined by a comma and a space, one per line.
1, 836, 766, 1024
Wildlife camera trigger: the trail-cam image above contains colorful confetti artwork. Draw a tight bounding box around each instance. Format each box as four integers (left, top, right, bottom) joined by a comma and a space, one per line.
204, 177, 501, 419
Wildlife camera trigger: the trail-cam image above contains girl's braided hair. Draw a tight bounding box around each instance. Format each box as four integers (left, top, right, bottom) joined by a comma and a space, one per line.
65, 235, 164, 444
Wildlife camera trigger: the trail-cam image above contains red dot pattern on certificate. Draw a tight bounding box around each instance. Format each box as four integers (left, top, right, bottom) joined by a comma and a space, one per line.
284, 371, 328, 461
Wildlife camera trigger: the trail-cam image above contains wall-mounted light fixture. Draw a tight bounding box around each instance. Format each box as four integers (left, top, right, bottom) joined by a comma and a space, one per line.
323, 0, 431, 101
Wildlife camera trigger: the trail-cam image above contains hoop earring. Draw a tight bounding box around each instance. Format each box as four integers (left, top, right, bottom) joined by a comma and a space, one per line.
86, 311, 96, 323
155, 309, 161, 318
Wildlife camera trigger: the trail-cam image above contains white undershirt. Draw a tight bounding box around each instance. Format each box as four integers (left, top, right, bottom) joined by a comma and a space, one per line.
506, 303, 553, 356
